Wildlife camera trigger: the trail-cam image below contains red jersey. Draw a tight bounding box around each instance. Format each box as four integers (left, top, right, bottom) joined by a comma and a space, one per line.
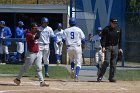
26, 32, 39, 53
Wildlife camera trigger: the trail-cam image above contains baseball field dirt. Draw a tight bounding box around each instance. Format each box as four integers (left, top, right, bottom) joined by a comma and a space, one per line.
0, 77, 140, 93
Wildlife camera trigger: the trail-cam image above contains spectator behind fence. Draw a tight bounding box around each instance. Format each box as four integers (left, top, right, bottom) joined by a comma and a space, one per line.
15, 21, 25, 62
0, 21, 12, 63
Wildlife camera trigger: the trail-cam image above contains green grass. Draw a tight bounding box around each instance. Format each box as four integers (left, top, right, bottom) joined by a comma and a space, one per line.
0, 64, 70, 79
105, 70, 140, 81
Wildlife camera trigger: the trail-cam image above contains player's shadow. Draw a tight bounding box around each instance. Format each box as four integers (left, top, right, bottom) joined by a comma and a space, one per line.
0, 83, 16, 86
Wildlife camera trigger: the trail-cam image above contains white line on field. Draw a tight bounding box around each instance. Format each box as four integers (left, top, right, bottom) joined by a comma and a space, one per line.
50, 87, 128, 91
0, 89, 46, 93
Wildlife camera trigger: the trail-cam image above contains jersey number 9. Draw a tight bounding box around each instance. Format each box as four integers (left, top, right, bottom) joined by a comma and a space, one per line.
70, 32, 74, 39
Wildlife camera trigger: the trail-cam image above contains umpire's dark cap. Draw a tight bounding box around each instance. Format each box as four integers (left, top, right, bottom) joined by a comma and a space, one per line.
110, 18, 118, 23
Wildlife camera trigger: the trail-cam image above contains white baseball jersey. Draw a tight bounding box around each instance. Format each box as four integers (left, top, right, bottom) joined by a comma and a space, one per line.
54, 29, 64, 55
38, 26, 55, 45
92, 35, 102, 48
63, 26, 85, 68
63, 26, 85, 46
54, 29, 64, 42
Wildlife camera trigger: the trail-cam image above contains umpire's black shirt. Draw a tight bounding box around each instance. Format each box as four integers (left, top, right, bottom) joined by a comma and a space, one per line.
101, 26, 122, 49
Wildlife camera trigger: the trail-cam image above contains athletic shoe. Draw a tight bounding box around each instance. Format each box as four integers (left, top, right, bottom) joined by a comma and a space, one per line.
40, 81, 49, 87
45, 73, 49, 78
57, 60, 61, 66
109, 78, 116, 82
97, 77, 102, 82
14, 78, 21, 86
74, 75, 78, 82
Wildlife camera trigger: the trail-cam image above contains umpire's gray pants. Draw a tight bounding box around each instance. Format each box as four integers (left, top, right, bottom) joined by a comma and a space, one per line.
17, 51, 44, 82
99, 45, 118, 79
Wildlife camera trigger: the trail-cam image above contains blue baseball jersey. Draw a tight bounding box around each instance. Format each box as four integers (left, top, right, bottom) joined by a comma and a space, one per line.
15, 27, 24, 38
0, 26, 12, 45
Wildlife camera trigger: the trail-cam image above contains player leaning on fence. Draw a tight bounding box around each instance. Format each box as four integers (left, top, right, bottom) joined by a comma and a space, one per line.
14, 22, 49, 87
97, 18, 123, 82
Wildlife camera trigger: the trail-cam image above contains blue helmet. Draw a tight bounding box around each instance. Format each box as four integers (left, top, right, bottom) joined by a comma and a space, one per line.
18, 21, 24, 26
69, 17, 76, 25
57, 23, 62, 27
97, 27, 102, 31
41, 17, 49, 23
0, 21, 5, 25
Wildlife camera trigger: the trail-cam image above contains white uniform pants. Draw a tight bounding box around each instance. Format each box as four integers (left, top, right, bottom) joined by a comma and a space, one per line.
17, 42, 24, 54
54, 42, 63, 55
67, 45, 82, 68
17, 51, 44, 82
95, 49, 104, 65
38, 44, 50, 65
0, 43, 9, 54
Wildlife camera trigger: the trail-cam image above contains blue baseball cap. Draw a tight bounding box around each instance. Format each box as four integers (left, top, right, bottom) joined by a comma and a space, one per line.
57, 23, 62, 27
18, 21, 24, 26
41, 17, 49, 23
97, 27, 102, 31
0, 21, 5, 25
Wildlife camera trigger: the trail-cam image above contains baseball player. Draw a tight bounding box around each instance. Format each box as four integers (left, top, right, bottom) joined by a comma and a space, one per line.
15, 21, 25, 62
92, 27, 104, 75
53, 23, 64, 65
0, 21, 12, 63
63, 17, 85, 81
14, 22, 49, 87
37, 17, 57, 78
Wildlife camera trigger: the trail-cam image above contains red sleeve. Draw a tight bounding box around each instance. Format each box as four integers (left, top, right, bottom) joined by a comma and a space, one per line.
26, 33, 34, 42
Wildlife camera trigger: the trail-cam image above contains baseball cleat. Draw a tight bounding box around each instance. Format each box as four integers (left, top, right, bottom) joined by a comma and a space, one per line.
35, 74, 38, 78
45, 73, 49, 78
14, 78, 21, 86
109, 78, 116, 82
71, 69, 75, 79
74, 75, 78, 82
57, 60, 60, 66
97, 77, 102, 82
40, 81, 49, 87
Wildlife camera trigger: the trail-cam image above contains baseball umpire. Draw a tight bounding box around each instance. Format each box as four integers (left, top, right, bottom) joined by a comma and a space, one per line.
14, 22, 49, 87
63, 17, 85, 81
53, 23, 64, 65
0, 21, 12, 63
97, 18, 123, 82
37, 17, 57, 78
15, 21, 25, 62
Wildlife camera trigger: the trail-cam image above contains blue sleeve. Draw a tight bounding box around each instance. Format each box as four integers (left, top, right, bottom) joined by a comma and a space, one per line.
16, 27, 23, 38
52, 36, 57, 42
81, 38, 86, 45
5, 27, 12, 38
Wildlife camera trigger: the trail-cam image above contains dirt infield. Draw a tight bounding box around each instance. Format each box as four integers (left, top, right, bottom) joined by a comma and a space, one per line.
0, 77, 140, 93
